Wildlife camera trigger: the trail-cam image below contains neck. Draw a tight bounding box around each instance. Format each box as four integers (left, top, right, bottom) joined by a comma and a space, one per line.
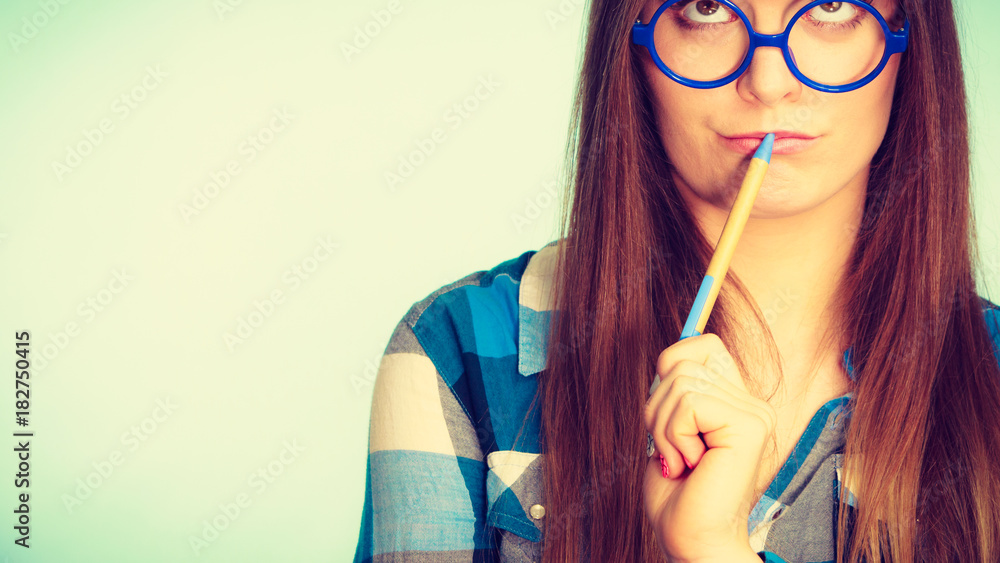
678, 167, 866, 393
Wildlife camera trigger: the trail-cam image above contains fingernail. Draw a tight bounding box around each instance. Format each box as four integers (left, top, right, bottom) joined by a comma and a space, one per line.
660, 454, 669, 479
684, 456, 693, 470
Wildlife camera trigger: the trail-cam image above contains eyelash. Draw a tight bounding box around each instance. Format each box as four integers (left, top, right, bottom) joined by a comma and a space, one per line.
667, 1, 734, 31
665, 1, 871, 32
808, 14, 864, 30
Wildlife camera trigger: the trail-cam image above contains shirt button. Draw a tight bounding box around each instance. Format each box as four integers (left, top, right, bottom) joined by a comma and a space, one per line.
529, 504, 546, 520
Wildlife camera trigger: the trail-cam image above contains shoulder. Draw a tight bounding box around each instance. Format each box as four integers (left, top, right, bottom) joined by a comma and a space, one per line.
377, 240, 560, 435
358, 244, 562, 561
389, 239, 562, 384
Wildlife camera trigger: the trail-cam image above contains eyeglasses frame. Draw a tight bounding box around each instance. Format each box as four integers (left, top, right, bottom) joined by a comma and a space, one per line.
631, 0, 910, 93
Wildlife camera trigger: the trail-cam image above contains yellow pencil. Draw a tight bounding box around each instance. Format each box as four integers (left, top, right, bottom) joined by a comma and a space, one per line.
646, 132, 774, 461
680, 132, 775, 339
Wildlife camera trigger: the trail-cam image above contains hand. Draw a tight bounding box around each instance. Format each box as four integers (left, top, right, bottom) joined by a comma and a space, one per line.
641, 333, 777, 562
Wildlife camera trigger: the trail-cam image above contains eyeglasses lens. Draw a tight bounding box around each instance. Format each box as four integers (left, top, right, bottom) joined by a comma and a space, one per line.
653, 1, 888, 87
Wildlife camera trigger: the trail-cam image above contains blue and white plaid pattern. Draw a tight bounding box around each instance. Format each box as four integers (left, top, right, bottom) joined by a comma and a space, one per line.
353, 239, 1000, 562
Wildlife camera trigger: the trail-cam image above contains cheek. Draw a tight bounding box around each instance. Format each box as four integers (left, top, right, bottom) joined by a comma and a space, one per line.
872, 61, 898, 104
643, 69, 714, 157
642, 63, 687, 155
846, 60, 899, 147
871, 53, 901, 112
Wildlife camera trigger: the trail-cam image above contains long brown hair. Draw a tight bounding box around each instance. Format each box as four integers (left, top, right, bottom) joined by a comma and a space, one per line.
536, 0, 1000, 561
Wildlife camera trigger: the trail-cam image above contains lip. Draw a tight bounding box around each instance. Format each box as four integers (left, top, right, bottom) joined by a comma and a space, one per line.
720, 131, 819, 155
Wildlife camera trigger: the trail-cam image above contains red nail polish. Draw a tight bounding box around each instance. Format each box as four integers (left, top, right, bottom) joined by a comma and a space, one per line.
684, 456, 693, 470
660, 454, 670, 479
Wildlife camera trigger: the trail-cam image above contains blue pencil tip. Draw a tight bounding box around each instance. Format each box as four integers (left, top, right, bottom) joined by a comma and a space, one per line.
753, 133, 775, 164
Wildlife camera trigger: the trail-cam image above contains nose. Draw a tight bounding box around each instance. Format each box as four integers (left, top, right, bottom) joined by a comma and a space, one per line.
736, 43, 803, 106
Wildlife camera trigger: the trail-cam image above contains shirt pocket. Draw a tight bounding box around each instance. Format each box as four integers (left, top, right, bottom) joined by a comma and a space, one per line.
485, 450, 545, 551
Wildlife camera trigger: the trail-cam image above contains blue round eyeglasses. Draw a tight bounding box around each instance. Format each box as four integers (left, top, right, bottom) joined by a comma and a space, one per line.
632, 0, 910, 93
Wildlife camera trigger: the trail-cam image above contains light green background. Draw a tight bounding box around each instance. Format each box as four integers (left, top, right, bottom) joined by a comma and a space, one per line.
0, 1, 996, 561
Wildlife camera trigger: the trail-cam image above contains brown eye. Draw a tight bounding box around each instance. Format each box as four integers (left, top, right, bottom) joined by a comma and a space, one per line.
805, 1, 856, 24
676, 0, 735, 25
695, 1, 720, 16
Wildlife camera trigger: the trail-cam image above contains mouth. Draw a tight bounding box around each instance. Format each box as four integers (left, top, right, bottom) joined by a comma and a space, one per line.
720, 131, 819, 156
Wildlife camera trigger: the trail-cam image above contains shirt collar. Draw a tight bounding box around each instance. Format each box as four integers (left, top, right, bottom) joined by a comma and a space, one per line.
516, 240, 857, 381
517, 241, 560, 377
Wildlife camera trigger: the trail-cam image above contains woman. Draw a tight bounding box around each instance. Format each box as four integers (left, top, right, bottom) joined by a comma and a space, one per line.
354, 0, 1000, 561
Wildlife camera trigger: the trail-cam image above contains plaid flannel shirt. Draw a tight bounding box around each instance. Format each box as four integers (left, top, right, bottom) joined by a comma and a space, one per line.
353, 239, 1000, 562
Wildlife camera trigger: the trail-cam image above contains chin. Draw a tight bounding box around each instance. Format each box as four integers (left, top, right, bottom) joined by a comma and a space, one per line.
743, 183, 803, 214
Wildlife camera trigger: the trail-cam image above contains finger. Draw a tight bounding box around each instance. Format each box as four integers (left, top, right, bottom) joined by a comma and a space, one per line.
647, 395, 686, 478
675, 358, 743, 396
650, 335, 740, 412
665, 420, 704, 476
653, 371, 775, 469
647, 363, 738, 478
656, 333, 747, 393
648, 358, 749, 431
697, 333, 744, 391
646, 359, 722, 430
669, 388, 775, 457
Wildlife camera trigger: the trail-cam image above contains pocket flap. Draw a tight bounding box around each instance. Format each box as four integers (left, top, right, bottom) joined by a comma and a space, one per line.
485, 450, 544, 542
